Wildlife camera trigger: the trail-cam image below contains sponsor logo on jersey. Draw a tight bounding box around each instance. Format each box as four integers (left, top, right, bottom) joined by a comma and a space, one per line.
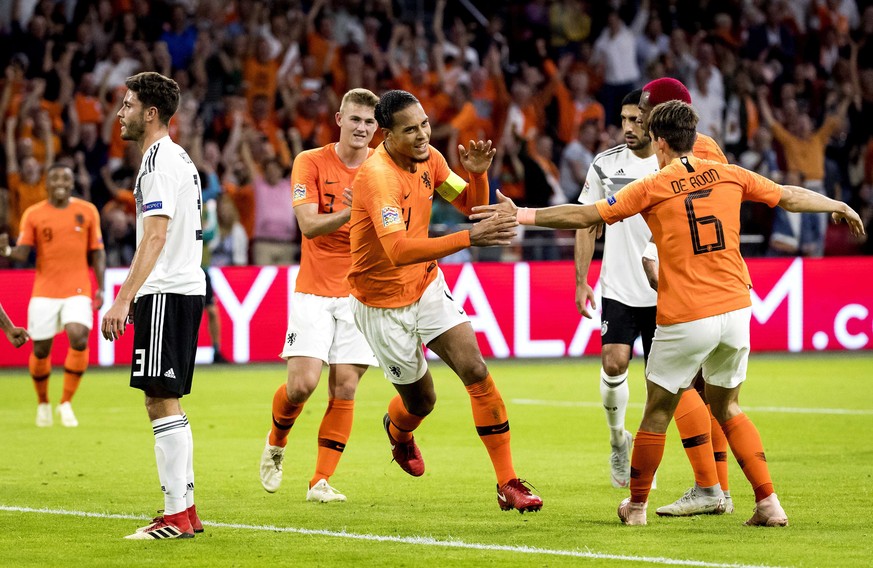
143, 201, 163, 212
381, 206, 402, 227
293, 183, 307, 201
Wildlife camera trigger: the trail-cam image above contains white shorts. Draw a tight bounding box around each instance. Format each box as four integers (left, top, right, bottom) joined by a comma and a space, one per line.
28, 296, 94, 341
279, 292, 378, 366
645, 307, 751, 394
349, 269, 469, 385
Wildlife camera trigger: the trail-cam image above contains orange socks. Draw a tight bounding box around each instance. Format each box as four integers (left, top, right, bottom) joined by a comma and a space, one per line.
269, 384, 304, 447
709, 406, 730, 492
311, 398, 354, 487
61, 348, 89, 404
386, 395, 425, 443
630, 430, 666, 503
29, 353, 51, 403
722, 413, 773, 502
674, 389, 719, 488
466, 375, 516, 486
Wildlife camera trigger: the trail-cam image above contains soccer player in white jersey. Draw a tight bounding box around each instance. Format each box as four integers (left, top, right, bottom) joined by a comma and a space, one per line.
102, 72, 206, 540
575, 89, 659, 488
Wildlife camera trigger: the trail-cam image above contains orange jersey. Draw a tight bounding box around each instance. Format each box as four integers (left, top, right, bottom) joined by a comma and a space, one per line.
693, 132, 728, 164
18, 198, 103, 298
595, 156, 782, 325
292, 144, 373, 297
348, 144, 469, 308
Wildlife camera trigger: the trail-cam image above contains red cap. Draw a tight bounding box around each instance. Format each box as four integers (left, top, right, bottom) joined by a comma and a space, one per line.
643, 77, 692, 105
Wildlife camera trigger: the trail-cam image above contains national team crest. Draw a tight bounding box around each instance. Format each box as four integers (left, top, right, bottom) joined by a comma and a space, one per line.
381, 206, 402, 227
600, 320, 608, 336
421, 171, 431, 189
293, 183, 307, 201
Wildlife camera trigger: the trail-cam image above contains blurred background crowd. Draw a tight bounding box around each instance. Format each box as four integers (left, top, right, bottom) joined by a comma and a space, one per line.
2, 0, 873, 269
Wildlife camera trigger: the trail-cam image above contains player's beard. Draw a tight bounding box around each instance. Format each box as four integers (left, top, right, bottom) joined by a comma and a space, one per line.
627, 134, 651, 151
120, 112, 146, 141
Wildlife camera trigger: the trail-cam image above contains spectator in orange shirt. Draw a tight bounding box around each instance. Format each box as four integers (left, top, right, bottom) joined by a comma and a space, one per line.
1, 163, 105, 428
4, 114, 53, 239
474, 100, 865, 527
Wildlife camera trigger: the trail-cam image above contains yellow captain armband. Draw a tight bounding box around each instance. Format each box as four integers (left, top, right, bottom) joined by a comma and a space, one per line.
434, 171, 467, 203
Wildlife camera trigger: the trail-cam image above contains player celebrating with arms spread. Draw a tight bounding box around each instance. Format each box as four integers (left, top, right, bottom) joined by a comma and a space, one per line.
473, 100, 864, 526
259, 88, 380, 503
346, 90, 541, 513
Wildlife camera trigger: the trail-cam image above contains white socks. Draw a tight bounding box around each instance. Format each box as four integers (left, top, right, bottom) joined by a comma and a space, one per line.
182, 413, 195, 509
152, 415, 189, 515
600, 368, 629, 447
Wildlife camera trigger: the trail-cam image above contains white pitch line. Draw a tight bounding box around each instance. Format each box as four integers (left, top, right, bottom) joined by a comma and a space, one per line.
0, 504, 783, 568
511, 399, 873, 416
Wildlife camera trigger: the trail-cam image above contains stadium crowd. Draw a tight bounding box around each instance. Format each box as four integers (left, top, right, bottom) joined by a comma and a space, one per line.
1, 0, 873, 268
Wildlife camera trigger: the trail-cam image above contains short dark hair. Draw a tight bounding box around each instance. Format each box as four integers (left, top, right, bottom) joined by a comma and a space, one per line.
621, 89, 643, 107
374, 90, 419, 129
648, 100, 698, 154
125, 72, 181, 125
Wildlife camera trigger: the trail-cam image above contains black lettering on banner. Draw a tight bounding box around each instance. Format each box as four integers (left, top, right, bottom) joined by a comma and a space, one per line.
684, 189, 725, 255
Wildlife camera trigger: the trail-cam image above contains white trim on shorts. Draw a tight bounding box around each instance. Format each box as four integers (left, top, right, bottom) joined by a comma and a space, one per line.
349, 269, 469, 385
645, 307, 751, 394
28, 296, 94, 341
280, 292, 378, 366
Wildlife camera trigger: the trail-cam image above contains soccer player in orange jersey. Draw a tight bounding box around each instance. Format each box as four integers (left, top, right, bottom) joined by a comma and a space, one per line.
346, 90, 541, 513
473, 100, 865, 526
259, 89, 380, 503
1, 163, 105, 429
0, 302, 30, 347
637, 77, 735, 516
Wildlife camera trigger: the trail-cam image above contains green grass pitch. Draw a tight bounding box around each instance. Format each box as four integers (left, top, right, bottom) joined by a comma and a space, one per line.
1, 353, 871, 567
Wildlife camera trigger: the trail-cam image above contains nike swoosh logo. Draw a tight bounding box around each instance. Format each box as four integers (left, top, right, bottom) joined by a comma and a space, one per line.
325, 180, 339, 184
497, 492, 508, 502
403, 192, 411, 199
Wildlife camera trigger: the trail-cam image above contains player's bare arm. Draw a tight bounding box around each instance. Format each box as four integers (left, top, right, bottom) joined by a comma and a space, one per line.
574, 226, 598, 318
0, 303, 29, 347
89, 248, 106, 310
101, 215, 169, 341
471, 189, 605, 230
295, 200, 352, 238
778, 185, 866, 236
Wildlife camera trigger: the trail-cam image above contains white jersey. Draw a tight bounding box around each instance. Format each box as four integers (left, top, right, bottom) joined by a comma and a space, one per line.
134, 135, 206, 298
578, 144, 658, 307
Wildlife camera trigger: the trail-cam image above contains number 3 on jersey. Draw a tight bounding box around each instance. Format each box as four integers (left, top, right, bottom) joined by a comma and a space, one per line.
685, 189, 725, 254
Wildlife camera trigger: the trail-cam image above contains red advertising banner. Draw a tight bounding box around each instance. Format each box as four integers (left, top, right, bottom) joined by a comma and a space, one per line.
1, 258, 872, 367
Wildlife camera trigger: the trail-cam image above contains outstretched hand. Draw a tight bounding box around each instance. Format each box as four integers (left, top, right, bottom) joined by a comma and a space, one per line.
832, 206, 866, 237
469, 190, 518, 222
458, 139, 496, 175
468, 212, 517, 247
